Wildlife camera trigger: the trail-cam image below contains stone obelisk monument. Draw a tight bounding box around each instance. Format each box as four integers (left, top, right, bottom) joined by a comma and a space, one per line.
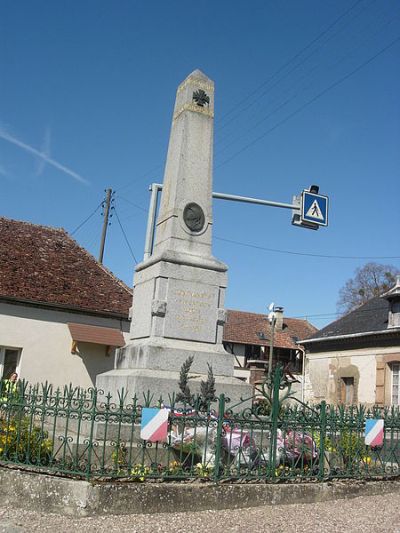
97, 70, 250, 402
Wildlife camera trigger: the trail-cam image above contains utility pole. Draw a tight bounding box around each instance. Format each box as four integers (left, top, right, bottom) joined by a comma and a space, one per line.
99, 188, 112, 264
268, 318, 276, 378
268, 303, 277, 378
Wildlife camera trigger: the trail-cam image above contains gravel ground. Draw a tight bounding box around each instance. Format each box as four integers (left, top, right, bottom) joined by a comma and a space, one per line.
0, 491, 399, 533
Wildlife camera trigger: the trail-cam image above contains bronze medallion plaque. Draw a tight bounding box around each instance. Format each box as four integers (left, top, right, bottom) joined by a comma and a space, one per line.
183, 202, 205, 232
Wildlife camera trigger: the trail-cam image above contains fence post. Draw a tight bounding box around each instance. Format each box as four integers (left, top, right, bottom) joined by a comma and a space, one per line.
86, 387, 98, 481
269, 367, 282, 478
213, 393, 225, 482
318, 400, 327, 481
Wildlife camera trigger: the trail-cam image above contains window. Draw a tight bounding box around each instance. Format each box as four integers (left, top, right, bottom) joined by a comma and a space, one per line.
244, 344, 261, 360
0, 347, 21, 380
392, 363, 400, 406
341, 377, 354, 405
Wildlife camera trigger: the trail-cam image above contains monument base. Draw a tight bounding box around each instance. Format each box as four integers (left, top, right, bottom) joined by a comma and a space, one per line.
114, 337, 236, 376
96, 366, 252, 408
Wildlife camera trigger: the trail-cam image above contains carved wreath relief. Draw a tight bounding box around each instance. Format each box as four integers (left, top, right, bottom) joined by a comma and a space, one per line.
192, 89, 210, 107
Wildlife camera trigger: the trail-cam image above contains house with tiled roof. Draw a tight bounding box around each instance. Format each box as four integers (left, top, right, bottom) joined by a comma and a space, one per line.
300, 277, 400, 407
0, 217, 132, 388
223, 308, 317, 392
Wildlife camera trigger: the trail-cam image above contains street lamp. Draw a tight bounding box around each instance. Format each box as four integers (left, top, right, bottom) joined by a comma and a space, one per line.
267, 303, 277, 378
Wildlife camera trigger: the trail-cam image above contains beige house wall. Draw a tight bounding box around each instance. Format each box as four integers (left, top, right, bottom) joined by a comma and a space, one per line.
305, 345, 400, 406
0, 302, 130, 389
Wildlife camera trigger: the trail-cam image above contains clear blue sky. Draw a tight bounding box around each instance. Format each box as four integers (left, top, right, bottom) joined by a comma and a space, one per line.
1, 1, 399, 328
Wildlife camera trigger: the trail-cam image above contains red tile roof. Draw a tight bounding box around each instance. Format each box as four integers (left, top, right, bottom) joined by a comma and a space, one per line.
0, 217, 132, 316
223, 309, 317, 349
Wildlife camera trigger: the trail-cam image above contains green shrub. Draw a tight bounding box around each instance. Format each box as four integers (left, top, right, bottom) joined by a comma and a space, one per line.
333, 430, 370, 469
0, 417, 53, 465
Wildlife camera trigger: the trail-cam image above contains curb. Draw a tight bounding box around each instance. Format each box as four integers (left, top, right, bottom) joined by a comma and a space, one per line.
1, 467, 399, 517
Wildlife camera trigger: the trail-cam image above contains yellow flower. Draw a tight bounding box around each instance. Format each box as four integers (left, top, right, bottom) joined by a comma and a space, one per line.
41, 439, 53, 452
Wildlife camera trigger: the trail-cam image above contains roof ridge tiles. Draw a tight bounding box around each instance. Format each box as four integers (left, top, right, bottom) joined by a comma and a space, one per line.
0, 216, 132, 317
0, 216, 67, 235
68, 232, 132, 296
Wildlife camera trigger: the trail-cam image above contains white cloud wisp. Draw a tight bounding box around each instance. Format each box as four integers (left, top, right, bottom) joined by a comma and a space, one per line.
35, 126, 52, 177
0, 127, 89, 185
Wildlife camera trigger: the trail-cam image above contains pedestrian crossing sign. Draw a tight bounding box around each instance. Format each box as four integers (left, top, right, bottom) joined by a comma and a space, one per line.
301, 191, 328, 226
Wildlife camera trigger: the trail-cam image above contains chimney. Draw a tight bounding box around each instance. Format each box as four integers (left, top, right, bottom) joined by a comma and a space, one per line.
274, 306, 284, 331
382, 276, 400, 329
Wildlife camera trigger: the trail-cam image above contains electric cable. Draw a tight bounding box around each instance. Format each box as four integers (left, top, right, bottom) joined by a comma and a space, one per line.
115, 163, 163, 194
115, 195, 148, 212
216, 3, 399, 156
114, 207, 138, 264
216, 34, 400, 168
216, 0, 367, 129
105, 1, 392, 197
70, 201, 103, 236
224, 302, 396, 330
112, 1, 367, 194
111, 3, 392, 198
214, 235, 400, 260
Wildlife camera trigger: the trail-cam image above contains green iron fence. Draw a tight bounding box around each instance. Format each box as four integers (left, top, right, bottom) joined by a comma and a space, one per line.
0, 368, 399, 482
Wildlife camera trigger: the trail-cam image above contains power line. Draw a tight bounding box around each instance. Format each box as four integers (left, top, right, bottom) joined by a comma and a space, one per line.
216, 4, 398, 157
106, 2, 386, 198
114, 207, 138, 264
108, 3, 390, 199
70, 201, 103, 236
216, 0, 367, 130
291, 303, 390, 321
82, 229, 101, 253
115, 195, 148, 212
215, 235, 400, 260
225, 303, 394, 330
115, 163, 163, 194
110, 2, 367, 197
216, 34, 400, 168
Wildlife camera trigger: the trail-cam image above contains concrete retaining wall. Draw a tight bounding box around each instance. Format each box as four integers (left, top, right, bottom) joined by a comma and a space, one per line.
0, 466, 399, 517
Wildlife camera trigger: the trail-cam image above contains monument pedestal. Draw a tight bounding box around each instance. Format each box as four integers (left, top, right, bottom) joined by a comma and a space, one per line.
96, 255, 251, 404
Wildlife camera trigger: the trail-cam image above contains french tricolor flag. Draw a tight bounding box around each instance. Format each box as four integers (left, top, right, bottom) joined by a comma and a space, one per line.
365, 419, 384, 447
140, 408, 170, 443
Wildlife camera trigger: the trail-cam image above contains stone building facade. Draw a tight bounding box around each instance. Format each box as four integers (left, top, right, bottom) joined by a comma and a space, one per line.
301, 278, 400, 406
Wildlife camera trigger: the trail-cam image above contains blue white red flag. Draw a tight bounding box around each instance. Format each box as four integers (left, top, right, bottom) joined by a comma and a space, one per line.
140, 407, 170, 443
365, 419, 384, 447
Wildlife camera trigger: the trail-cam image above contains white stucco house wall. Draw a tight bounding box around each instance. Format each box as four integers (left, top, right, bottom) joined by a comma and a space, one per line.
0, 217, 132, 389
